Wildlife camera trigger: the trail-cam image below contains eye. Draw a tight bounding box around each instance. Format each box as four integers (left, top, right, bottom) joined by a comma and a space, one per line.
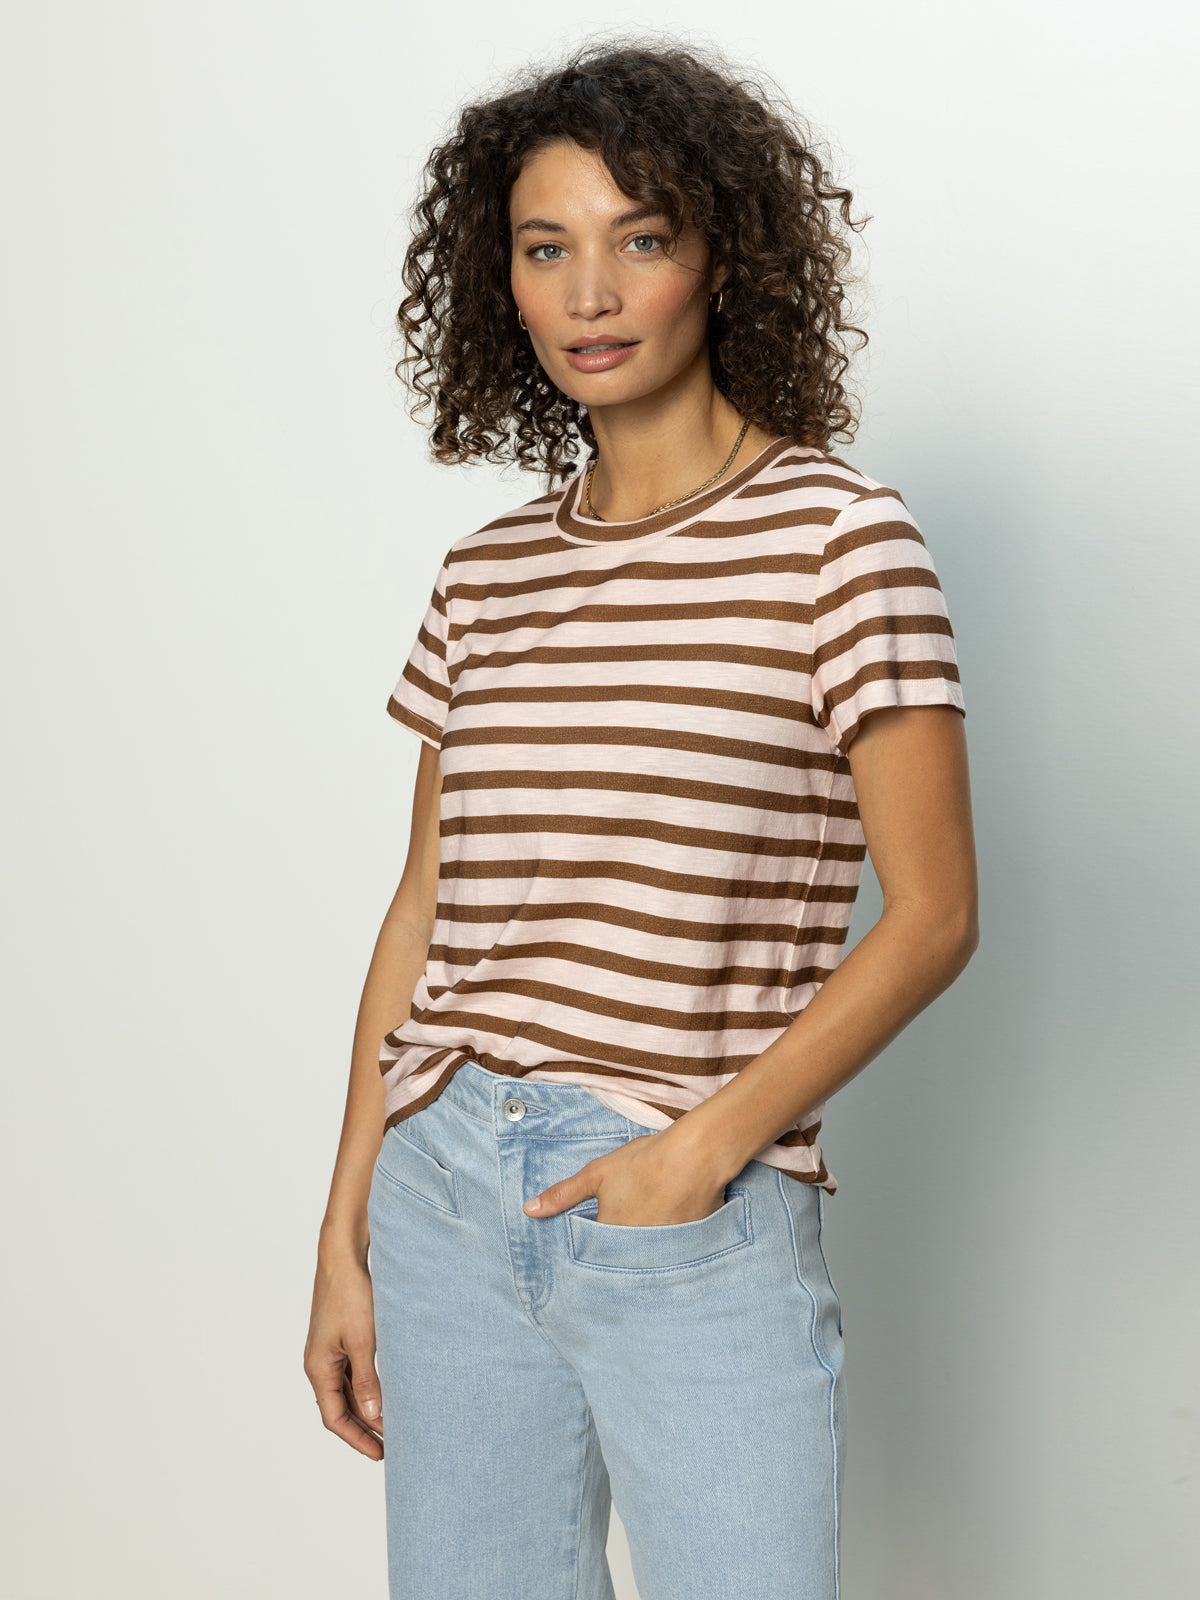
527, 242, 565, 261
627, 232, 664, 254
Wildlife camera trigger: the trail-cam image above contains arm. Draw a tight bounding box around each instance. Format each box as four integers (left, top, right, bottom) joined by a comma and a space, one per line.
303, 738, 442, 1458
520, 702, 979, 1226
670, 702, 980, 1182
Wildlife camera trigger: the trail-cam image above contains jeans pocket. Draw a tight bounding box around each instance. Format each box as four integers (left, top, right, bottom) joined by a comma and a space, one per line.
372, 1123, 460, 1217
566, 1185, 752, 1271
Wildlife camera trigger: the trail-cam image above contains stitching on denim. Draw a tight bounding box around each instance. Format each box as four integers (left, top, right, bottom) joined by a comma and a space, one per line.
566, 1186, 753, 1273
373, 1148, 460, 1218
383, 1125, 460, 1210
573, 1400, 604, 1600
438, 1093, 634, 1138
435, 1092, 492, 1127
815, 1187, 844, 1338
777, 1169, 841, 1599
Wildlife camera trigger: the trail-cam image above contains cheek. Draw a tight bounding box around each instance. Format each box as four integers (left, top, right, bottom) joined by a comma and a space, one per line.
635, 272, 706, 335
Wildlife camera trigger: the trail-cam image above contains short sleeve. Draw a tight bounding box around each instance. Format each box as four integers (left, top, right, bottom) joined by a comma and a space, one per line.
810, 487, 966, 757
385, 555, 453, 750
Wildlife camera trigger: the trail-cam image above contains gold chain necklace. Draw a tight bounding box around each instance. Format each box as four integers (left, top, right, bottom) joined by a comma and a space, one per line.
583, 418, 752, 521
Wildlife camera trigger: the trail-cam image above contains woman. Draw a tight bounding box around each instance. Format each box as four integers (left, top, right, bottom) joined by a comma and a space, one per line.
305, 37, 979, 1600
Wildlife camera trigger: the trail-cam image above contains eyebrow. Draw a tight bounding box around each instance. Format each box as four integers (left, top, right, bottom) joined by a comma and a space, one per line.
513, 203, 669, 239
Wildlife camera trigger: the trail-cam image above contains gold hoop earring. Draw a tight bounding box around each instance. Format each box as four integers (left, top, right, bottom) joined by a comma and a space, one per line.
518, 308, 528, 331
710, 287, 724, 315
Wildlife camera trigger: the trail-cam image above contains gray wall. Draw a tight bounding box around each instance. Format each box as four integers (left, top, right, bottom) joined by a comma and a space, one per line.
3, 3, 1195, 1596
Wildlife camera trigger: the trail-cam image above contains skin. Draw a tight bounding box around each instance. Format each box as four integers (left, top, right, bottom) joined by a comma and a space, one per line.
303, 742, 442, 1461
508, 140, 979, 1224
303, 137, 980, 1460
508, 138, 782, 514
521, 702, 978, 1227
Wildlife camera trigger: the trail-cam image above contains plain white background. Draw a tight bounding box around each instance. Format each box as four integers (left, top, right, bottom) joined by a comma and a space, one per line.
3, 4, 1197, 1596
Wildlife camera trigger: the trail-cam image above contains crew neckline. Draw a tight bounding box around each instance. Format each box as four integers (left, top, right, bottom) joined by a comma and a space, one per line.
554, 433, 797, 545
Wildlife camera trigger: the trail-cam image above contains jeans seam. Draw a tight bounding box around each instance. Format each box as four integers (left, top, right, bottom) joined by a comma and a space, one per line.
573, 1399, 595, 1600
815, 1186, 844, 1337
436, 1093, 492, 1127
374, 1131, 461, 1217
777, 1169, 842, 1600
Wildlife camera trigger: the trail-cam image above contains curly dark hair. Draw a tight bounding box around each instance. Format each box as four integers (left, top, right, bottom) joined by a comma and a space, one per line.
395, 31, 872, 489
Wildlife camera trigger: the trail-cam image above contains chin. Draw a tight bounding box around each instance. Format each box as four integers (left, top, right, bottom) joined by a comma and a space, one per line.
557, 364, 667, 408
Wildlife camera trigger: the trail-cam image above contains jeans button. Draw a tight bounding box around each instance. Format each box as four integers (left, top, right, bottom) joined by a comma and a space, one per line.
502, 1096, 527, 1121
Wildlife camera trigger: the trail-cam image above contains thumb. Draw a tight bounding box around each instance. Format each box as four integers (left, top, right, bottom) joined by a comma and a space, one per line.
523, 1168, 594, 1218
347, 1343, 383, 1425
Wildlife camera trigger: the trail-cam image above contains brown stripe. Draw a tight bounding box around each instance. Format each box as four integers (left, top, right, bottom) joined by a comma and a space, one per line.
815, 565, 943, 618
449, 639, 815, 687
420, 976, 798, 1034
441, 810, 868, 866
399, 659, 450, 706
386, 697, 440, 744
814, 613, 956, 672
447, 678, 823, 727
822, 517, 927, 565
414, 619, 448, 663
783, 1167, 830, 1185
440, 854, 828, 900
461, 504, 561, 540
819, 462, 908, 512
679, 504, 837, 540
425, 936, 847, 987
451, 596, 820, 637
429, 897, 849, 946
822, 659, 963, 720
836, 481, 908, 508
449, 532, 586, 569
379, 1047, 474, 1095
441, 720, 840, 773
448, 547, 823, 604
398, 1008, 774, 1075
440, 767, 841, 818
735, 470, 874, 500
377, 1042, 463, 1078
556, 435, 796, 539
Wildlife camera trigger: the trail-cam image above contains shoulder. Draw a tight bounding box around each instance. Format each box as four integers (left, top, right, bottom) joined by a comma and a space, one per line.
737, 444, 919, 553
740, 443, 943, 599
440, 473, 578, 575
752, 441, 902, 502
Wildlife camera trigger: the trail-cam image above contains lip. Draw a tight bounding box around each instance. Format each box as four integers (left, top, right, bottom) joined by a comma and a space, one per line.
562, 339, 640, 373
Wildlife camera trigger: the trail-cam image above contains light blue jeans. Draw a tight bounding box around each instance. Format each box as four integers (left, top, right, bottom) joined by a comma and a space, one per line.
367, 1060, 846, 1600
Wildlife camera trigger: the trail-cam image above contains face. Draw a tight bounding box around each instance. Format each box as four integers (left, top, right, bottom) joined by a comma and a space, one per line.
508, 139, 726, 407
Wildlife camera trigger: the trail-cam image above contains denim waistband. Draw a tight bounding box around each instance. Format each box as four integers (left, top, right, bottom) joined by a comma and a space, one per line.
437, 1058, 643, 1141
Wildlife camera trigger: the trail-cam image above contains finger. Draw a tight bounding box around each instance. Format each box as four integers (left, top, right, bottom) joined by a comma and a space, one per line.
337, 1368, 385, 1458
342, 1368, 385, 1452
345, 1343, 385, 1431
523, 1168, 594, 1217
308, 1354, 384, 1460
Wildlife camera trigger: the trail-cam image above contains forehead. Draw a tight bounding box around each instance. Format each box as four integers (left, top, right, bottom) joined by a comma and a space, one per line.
508, 141, 680, 231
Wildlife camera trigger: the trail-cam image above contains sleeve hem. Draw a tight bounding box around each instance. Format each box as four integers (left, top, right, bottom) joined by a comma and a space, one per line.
835, 685, 966, 757
386, 694, 442, 750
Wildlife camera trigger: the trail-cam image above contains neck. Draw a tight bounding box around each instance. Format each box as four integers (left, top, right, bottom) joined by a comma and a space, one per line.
583, 384, 777, 522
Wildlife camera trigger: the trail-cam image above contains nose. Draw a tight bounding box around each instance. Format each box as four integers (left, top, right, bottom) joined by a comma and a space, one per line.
562, 250, 622, 323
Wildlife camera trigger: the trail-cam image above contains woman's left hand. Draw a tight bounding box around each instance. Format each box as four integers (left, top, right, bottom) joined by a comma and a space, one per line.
522, 1127, 728, 1227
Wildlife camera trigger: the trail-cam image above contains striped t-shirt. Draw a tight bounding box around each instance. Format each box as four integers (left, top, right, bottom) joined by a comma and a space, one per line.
379, 433, 966, 1192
